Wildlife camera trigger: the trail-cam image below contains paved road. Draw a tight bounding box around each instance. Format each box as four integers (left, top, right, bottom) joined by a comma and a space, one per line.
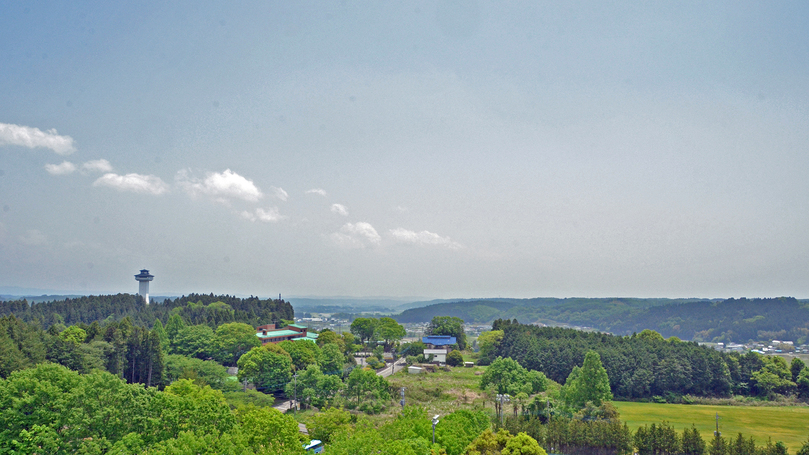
378, 358, 407, 377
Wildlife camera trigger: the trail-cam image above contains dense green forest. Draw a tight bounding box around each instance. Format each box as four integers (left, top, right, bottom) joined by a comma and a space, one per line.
0, 293, 294, 329
395, 297, 809, 344
486, 320, 809, 401
394, 298, 712, 324
601, 297, 809, 344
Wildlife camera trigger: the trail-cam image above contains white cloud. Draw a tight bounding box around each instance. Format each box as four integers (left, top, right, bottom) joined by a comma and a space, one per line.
241, 207, 286, 223
329, 222, 381, 248
306, 188, 327, 196
272, 187, 289, 201
176, 169, 262, 202
0, 122, 76, 155
331, 203, 349, 216
82, 159, 113, 173
93, 173, 169, 195
389, 228, 464, 250
19, 229, 47, 246
45, 161, 77, 175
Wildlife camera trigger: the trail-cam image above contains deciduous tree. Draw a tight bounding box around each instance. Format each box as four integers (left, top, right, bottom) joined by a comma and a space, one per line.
237, 344, 293, 391
212, 322, 261, 366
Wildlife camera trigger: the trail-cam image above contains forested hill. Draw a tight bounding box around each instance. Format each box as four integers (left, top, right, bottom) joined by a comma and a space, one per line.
394, 296, 809, 344
394, 297, 705, 324
0, 293, 294, 328
602, 297, 809, 343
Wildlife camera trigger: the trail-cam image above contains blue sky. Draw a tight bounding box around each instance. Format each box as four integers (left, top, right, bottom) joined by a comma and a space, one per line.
1, 1, 808, 299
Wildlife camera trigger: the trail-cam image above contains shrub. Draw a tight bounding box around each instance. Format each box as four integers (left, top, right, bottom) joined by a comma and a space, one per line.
447, 350, 464, 366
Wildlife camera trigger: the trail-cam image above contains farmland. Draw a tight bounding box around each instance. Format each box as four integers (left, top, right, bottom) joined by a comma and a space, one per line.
614, 401, 809, 452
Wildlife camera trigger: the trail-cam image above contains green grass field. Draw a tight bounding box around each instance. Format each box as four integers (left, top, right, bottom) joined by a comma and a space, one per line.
614, 402, 809, 453
387, 365, 491, 416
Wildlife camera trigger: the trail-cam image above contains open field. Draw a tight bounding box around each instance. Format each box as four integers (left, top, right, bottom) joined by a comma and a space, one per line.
614, 402, 809, 453
386, 365, 491, 416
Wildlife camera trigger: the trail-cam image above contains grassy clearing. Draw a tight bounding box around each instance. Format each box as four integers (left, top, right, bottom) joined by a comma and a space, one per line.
386, 365, 492, 417
614, 401, 809, 453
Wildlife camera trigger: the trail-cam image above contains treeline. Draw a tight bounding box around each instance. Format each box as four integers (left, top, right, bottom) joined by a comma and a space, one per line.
0, 293, 294, 329
1, 314, 166, 386
488, 321, 809, 400
500, 416, 807, 455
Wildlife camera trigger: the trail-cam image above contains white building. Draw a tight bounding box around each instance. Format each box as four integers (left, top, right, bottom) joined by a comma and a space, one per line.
134, 269, 154, 304
424, 348, 447, 363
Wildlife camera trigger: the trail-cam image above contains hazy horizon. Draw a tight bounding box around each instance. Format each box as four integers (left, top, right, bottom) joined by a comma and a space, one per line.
3, 2, 809, 299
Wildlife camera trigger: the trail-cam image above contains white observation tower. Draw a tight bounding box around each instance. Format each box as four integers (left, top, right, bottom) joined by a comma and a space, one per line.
134, 269, 154, 304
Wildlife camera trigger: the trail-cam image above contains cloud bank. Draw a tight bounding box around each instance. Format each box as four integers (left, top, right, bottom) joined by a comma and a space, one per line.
176, 169, 262, 202
93, 173, 169, 195
330, 203, 349, 216
82, 159, 113, 173
241, 207, 285, 223
329, 222, 381, 248
306, 188, 327, 196
45, 161, 77, 175
389, 228, 463, 250
0, 123, 76, 155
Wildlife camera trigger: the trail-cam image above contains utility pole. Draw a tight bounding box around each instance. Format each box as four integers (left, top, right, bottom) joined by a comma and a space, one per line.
714, 412, 721, 436
496, 394, 510, 426
432, 415, 440, 445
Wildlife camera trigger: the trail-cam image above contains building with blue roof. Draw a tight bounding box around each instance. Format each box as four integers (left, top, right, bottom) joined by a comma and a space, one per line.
422, 335, 457, 347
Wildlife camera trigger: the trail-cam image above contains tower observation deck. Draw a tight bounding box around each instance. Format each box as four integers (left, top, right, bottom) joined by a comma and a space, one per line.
135, 269, 154, 304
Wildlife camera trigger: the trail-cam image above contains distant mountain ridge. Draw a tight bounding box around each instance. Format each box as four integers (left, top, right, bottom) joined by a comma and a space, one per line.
394, 297, 709, 324
392, 297, 809, 344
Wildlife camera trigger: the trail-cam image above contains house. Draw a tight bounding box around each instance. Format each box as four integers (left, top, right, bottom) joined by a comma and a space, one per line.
422, 335, 456, 348
256, 323, 319, 345
424, 348, 448, 363
421, 336, 457, 363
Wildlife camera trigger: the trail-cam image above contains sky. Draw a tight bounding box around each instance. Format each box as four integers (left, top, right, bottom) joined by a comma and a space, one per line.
1, 1, 808, 300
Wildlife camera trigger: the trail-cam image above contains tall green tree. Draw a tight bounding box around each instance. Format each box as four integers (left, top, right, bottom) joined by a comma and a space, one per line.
476, 330, 503, 365
350, 318, 379, 347
345, 366, 390, 407
165, 312, 186, 344
152, 318, 169, 352
237, 344, 293, 392
561, 350, 612, 410
309, 407, 353, 444
502, 432, 546, 455
279, 340, 320, 372
319, 343, 346, 375
791, 358, 806, 383
480, 356, 546, 396
375, 317, 406, 351
172, 324, 215, 360
211, 322, 261, 366
709, 434, 727, 455
427, 316, 467, 350
682, 425, 706, 455
317, 329, 346, 352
